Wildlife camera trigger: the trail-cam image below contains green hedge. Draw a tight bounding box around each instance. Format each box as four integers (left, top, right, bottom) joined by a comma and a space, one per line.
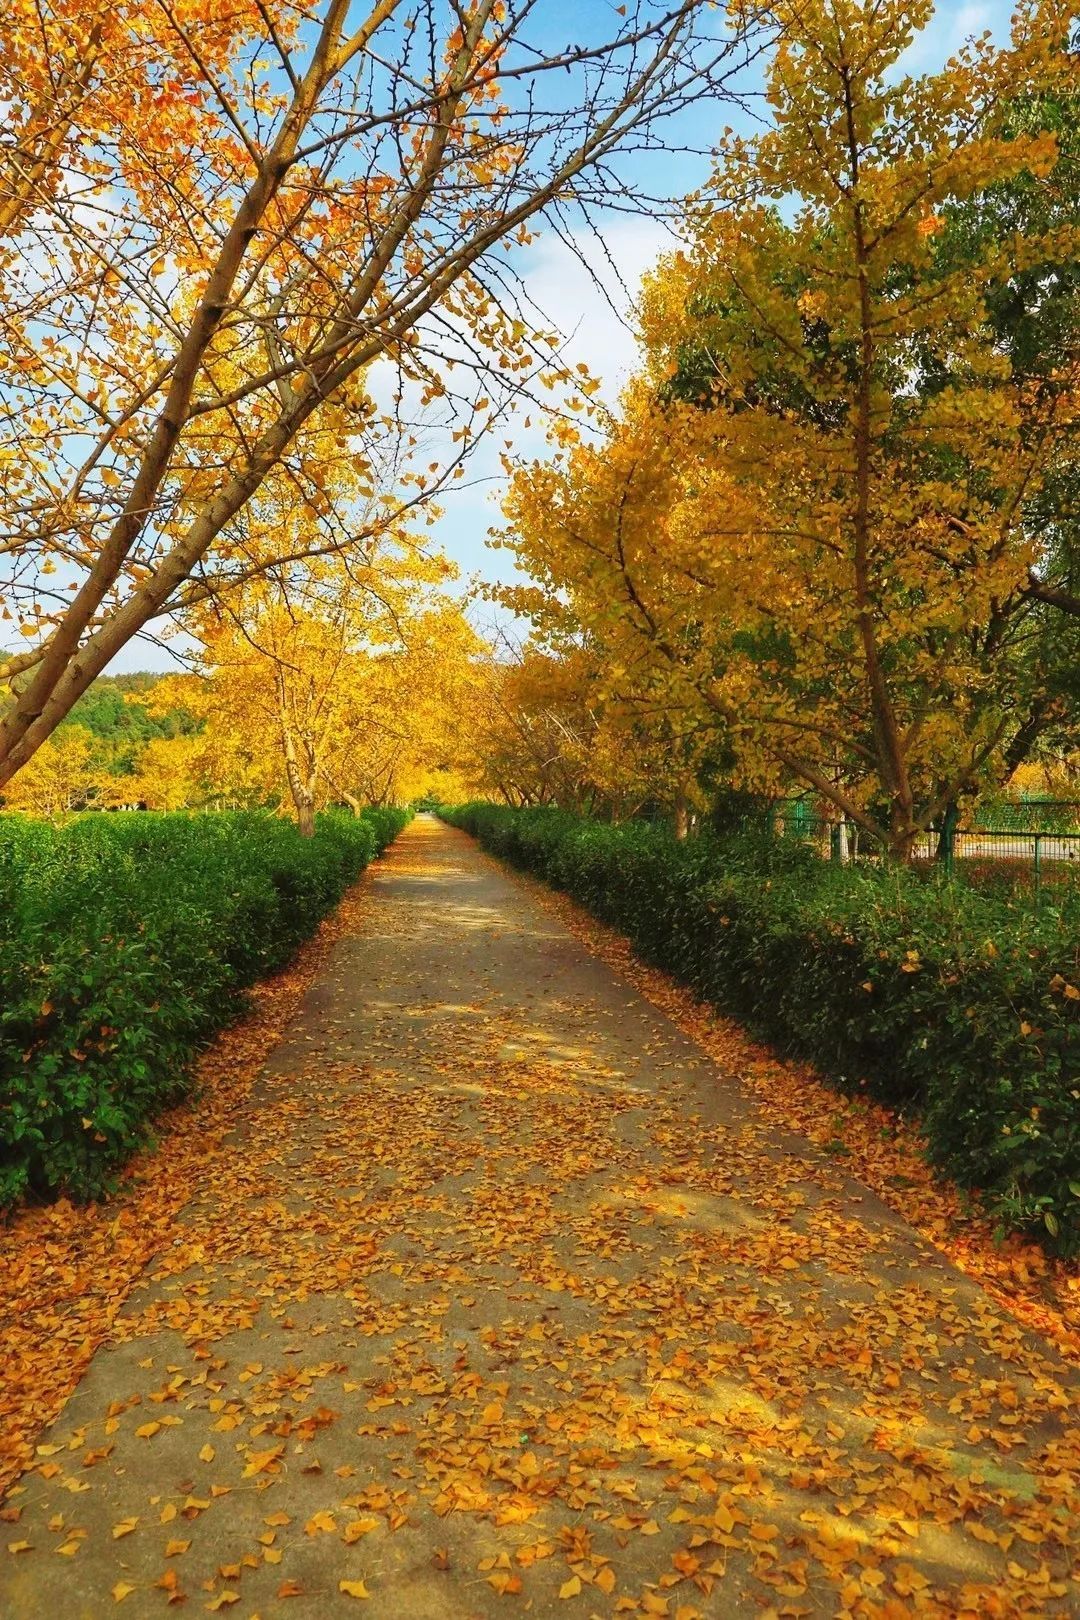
444, 803, 1080, 1254
0, 807, 410, 1206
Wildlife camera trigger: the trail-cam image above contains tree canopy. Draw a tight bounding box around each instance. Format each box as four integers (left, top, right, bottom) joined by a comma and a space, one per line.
496, 0, 1079, 855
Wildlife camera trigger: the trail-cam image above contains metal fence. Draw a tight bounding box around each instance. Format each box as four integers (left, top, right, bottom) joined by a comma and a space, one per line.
768, 799, 1080, 903
969, 798, 1080, 834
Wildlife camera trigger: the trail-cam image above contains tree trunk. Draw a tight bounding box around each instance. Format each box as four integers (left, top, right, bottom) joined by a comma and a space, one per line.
284, 761, 316, 836
274, 661, 319, 836
1002, 699, 1053, 782
673, 794, 690, 840
886, 806, 919, 863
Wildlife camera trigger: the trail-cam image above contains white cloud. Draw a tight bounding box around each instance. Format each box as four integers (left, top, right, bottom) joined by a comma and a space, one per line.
522, 213, 676, 390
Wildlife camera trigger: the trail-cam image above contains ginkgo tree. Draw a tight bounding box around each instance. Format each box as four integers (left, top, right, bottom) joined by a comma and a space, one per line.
0, 0, 269, 239
337, 600, 484, 808
502, 0, 1078, 857
471, 636, 714, 825
159, 538, 481, 830
471, 646, 607, 810
0, 724, 98, 817
0, 0, 768, 789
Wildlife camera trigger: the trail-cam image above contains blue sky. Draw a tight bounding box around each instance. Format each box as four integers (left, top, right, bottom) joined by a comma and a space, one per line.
115, 0, 1011, 672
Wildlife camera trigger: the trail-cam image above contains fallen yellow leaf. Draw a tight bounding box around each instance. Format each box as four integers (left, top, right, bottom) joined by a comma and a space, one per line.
242, 1446, 283, 1478
305, 1511, 336, 1536
343, 1517, 379, 1543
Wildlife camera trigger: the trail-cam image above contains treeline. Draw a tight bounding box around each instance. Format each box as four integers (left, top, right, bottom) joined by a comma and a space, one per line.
69, 675, 201, 756
0, 674, 200, 817
488, 5, 1079, 860
1, 560, 486, 826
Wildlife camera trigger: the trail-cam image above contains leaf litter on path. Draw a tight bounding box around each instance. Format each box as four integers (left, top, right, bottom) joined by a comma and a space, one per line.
0, 818, 1077, 1617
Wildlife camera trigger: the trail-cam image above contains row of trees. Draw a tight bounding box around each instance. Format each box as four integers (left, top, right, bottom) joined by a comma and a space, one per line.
2, 554, 485, 822
493, 0, 1079, 857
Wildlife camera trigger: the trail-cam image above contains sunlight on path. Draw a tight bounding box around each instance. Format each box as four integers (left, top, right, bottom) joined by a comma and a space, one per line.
2, 816, 1077, 1618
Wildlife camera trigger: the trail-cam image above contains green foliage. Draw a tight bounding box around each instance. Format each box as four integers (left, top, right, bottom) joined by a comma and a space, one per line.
933, 68, 1080, 762
0, 806, 409, 1206
445, 803, 1080, 1255
64, 673, 202, 778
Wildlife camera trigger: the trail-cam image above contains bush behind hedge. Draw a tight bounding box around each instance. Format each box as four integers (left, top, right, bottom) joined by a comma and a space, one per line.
444, 802, 1080, 1254
0, 806, 409, 1206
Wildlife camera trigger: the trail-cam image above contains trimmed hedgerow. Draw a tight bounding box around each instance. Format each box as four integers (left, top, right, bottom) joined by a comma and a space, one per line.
444, 803, 1080, 1255
0, 807, 409, 1207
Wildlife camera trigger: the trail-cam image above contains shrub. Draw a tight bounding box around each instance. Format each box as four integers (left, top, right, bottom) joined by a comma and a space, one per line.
0, 807, 410, 1206
444, 803, 1080, 1254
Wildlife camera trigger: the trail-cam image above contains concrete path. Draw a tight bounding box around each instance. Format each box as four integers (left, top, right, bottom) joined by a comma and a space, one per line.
2, 816, 1077, 1618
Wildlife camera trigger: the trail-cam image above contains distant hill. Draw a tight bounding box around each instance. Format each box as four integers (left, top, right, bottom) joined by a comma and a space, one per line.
64, 673, 201, 776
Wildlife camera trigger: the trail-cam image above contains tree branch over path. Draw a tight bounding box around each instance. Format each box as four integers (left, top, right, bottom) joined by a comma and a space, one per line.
0, 0, 768, 784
